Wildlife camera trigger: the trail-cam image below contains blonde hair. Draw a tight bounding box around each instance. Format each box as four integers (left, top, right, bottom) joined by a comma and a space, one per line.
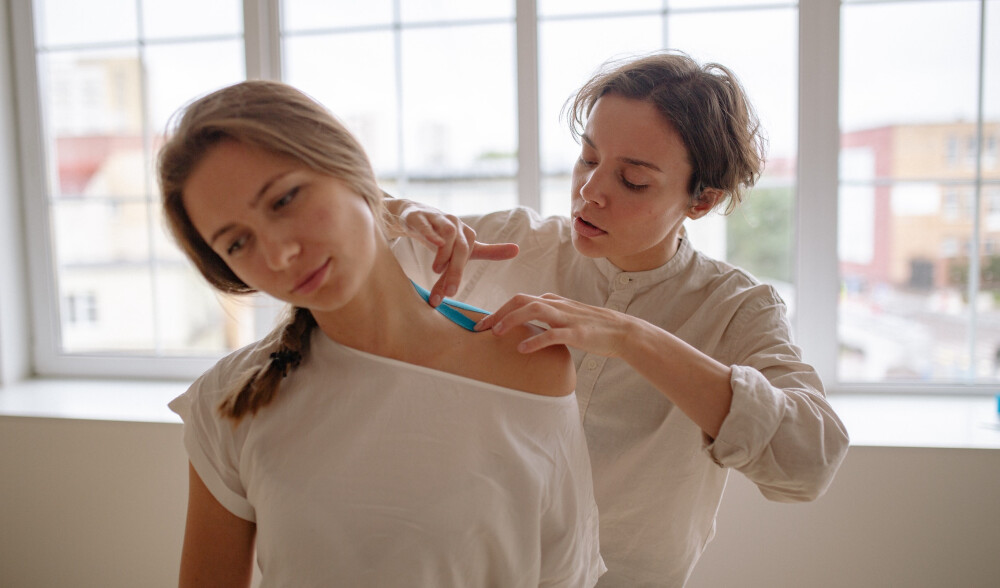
158, 80, 382, 420
566, 51, 767, 214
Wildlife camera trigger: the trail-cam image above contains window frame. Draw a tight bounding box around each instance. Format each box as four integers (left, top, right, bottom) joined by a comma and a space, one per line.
5, 0, 997, 395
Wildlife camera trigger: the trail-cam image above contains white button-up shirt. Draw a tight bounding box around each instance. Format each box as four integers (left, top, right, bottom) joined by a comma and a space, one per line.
393, 207, 849, 587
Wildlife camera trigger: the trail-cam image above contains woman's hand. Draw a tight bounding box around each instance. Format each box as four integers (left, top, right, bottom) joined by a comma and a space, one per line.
385, 196, 518, 306
475, 293, 634, 358
477, 293, 734, 436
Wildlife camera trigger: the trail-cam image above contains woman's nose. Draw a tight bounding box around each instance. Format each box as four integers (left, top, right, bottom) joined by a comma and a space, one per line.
578, 167, 608, 207
260, 231, 300, 270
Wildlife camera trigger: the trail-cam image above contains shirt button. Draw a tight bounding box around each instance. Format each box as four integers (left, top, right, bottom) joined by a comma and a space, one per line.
616, 274, 629, 286
585, 359, 599, 370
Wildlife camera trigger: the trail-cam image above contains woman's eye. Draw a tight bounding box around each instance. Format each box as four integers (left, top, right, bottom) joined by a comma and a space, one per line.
272, 186, 300, 210
622, 176, 648, 192
578, 156, 596, 167
227, 236, 247, 256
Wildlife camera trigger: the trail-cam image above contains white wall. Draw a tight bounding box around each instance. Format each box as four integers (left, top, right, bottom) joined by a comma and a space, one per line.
2, 415, 998, 588
687, 446, 1000, 588
0, 417, 188, 588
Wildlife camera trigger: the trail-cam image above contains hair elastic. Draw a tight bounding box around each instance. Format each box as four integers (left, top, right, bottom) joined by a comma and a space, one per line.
269, 349, 302, 378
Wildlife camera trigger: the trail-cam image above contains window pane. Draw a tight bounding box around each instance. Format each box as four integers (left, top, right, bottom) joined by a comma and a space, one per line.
399, 0, 513, 23
988, 1, 999, 121
666, 7, 797, 161
282, 0, 394, 31
35, 0, 138, 46
39, 49, 144, 199
538, 15, 662, 177
400, 24, 516, 179
32, 2, 251, 361
840, 0, 995, 384
144, 40, 246, 135
667, 0, 792, 8
283, 31, 399, 172
841, 1, 981, 135
54, 200, 155, 352
383, 179, 518, 217
140, 0, 242, 40
538, 0, 661, 17
839, 181, 991, 381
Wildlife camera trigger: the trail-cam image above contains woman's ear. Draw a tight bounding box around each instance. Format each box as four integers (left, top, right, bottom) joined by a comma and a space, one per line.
687, 188, 725, 219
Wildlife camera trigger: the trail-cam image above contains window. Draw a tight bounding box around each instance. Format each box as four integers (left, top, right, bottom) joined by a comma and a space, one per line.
839, 0, 998, 387
6, 0, 997, 394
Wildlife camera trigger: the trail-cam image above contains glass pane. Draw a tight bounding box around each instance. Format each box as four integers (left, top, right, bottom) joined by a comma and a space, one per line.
668, 0, 791, 8
141, 0, 242, 40
538, 0, 662, 17
666, 7, 797, 162
838, 181, 992, 382
283, 31, 399, 172
144, 40, 246, 135
35, 0, 138, 46
153, 264, 252, 354
840, 0, 995, 385
726, 183, 795, 285
400, 24, 516, 178
383, 179, 518, 217
538, 15, 663, 181
988, 1, 999, 121
38, 49, 144, 199
400, 0, 513, 22
53, 199, 155, 353
282, 0, 393, 31
59, 265, 155, 353
841, 1, 981, 136
52, 199, 150, 265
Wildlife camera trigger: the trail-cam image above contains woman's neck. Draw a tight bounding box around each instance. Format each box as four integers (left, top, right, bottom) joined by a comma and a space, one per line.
309, 250, 456, 361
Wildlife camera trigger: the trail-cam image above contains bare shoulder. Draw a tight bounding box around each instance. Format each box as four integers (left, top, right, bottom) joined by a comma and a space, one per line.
483, 322, 576, 398
444, 306, 575, 397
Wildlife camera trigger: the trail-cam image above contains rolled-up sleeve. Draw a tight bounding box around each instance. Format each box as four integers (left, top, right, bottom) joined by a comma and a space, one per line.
706, 289, 850, 502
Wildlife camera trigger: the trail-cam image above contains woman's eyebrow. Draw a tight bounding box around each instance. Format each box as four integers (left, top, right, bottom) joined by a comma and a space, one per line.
581, 133, 662, 173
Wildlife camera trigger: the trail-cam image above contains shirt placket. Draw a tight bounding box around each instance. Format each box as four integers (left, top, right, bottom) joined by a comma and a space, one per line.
575, 272, 635, 422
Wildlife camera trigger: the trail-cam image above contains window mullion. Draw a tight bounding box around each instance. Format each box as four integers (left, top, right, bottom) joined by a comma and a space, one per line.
516, 0, 540, 210
964, 0, 987, 378
244, 0, 282, 80
9, 0, 66, 375
796, 0, 840, 386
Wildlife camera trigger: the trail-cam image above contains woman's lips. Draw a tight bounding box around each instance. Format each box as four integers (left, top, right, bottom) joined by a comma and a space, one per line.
573, 216, 606, 238
292, 259, 331, 295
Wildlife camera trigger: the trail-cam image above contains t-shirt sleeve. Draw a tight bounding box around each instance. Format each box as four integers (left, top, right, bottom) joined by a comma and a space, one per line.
169, 369, 256, 522
538, 397, 607, 587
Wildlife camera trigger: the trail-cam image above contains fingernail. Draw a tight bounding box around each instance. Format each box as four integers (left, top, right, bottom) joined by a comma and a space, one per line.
445, 284, 457, 297
430, 295, 442, 307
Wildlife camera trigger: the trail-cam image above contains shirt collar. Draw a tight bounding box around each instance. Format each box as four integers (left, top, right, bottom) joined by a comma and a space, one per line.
594, 237, 694, 292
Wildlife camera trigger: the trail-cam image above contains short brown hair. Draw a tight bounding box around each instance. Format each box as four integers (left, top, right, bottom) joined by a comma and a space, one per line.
566, 51, 767, 213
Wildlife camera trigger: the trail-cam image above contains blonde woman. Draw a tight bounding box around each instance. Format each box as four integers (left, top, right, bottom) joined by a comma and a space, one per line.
159, 80, 604, 587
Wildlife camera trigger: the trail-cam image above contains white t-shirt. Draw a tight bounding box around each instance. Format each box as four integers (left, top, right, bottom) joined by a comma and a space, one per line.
392, 207, 850, 587
170, 328, 606, 587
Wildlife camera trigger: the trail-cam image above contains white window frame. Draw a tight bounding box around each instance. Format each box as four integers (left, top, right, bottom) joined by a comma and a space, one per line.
3, 0, 997, 395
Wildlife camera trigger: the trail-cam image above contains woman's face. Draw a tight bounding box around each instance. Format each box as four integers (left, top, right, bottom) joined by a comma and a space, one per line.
182, 140, 378, 312
570, 94, 705, 272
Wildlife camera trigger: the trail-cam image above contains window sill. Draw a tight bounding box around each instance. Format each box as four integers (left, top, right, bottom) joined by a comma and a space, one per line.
0, 378, 185, 424
1, 378, 999, 449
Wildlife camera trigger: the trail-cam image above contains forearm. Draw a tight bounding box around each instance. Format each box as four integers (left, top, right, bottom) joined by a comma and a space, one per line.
621, 317, 733, 439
